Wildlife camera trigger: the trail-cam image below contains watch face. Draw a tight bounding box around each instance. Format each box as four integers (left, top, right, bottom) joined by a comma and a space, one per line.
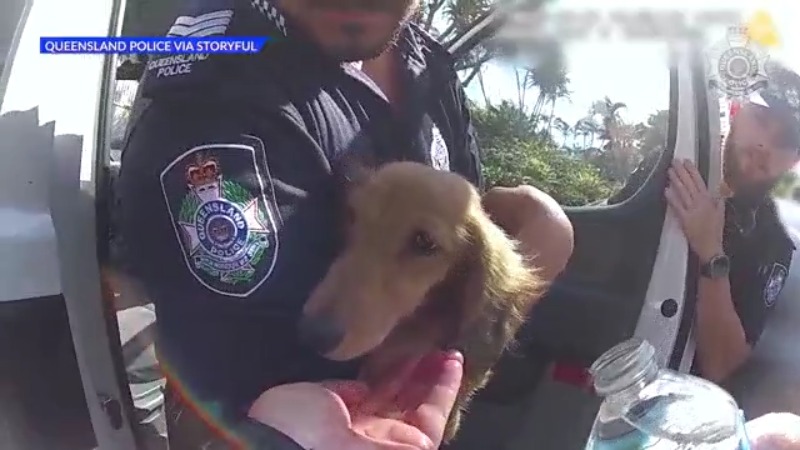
709, 255, 731, 277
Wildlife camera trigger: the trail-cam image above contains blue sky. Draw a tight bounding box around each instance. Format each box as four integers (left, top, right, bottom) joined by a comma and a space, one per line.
462, 0, 800, 131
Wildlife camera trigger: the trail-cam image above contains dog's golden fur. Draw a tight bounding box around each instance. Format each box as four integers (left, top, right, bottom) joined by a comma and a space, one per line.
303, 161, 544, 441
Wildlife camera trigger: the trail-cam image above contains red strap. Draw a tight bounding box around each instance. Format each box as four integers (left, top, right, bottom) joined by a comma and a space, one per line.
551, 363, 594, 393
729, 100, 742, 120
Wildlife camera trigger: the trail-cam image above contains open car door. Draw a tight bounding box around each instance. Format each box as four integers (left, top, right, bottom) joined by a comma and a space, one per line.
0, 1, 726, 449
444, 8, 718, 450
0, 0, 141, 448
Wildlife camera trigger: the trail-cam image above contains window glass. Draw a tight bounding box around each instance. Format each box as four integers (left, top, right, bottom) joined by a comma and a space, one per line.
439, 11, 672, 206
111, 0, 180, 158
0, 0, 28, 93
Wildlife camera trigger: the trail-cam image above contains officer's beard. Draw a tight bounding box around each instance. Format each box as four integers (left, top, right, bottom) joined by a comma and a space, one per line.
306, 0, 419, 62
723, 131, 777, 206
335, 20, 407, 61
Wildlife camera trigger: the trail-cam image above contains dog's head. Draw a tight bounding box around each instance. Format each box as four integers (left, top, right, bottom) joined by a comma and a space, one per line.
299, 161, 541, 361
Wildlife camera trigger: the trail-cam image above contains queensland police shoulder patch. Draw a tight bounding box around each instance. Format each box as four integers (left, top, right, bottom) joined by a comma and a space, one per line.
763, 262, 788, 307
160, 136, 279, 297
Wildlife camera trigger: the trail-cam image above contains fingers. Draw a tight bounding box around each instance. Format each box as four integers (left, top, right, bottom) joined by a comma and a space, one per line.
358, 355, 424, 415
664, 186, 687, 218
401, 351, 463, 446
683, 160, 707, 190
666, 159, 715, 214
355, 418, 436, 450
668, 163, 696, 208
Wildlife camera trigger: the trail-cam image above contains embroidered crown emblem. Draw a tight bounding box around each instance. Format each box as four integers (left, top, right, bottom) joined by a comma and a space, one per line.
186, 154, 220, 187
185, 154, 222, 203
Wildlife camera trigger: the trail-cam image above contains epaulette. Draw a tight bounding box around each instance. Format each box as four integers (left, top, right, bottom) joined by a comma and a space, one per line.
140, 0, 289, 101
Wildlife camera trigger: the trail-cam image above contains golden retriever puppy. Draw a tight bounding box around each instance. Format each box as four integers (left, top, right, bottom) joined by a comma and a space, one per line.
299, 161, 544, 442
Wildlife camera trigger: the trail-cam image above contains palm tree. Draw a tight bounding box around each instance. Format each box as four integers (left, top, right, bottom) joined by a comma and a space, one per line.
476, 66, 490, 107
633, 109, 670, 160
581, 120, 601, 150
552, 117, 571, 148
417, 0, 496, 89
571, 118, 589, 152
528, 41, 570, 123
513, 40, 570, 122
590, 96, 627, 150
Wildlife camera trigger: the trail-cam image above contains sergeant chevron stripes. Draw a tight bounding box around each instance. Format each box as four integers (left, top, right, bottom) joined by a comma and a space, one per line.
167, 10, 234, 37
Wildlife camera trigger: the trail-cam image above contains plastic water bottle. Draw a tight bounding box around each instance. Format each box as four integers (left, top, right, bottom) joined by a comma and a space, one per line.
585, 338, 751, 449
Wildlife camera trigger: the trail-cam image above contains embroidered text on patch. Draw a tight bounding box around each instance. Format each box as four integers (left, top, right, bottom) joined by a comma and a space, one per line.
763, 262, 788, 307
161, 140, 279, 297
431, 125, 450, 171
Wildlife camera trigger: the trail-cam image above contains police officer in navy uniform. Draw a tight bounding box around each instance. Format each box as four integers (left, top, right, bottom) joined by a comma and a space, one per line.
608, 62, 800, 385
117, 0, 574, 447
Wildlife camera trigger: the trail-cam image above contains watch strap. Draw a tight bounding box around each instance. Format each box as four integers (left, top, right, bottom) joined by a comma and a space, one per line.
203, 417, 306, 450
235, 418, 306, 450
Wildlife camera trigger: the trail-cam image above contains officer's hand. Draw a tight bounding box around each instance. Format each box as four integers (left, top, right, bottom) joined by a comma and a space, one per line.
248, 350, 463, 450
665, 159, 726, 263
747, 412, 800, 450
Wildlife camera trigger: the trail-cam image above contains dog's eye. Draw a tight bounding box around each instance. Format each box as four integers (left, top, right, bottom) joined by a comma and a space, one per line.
410, 230, 438, 256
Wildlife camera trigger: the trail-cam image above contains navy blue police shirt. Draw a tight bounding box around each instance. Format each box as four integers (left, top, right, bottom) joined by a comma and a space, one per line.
608, 154, 795, 356
117, 0, 483, 425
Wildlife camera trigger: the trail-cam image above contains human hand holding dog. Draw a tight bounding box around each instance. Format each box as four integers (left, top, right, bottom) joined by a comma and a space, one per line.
248, 350, 464, 450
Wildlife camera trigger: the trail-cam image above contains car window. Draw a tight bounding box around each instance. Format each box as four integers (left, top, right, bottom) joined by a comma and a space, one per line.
0, 0, 28, 98
109, 0, 182, 161
438, 15, 671, 207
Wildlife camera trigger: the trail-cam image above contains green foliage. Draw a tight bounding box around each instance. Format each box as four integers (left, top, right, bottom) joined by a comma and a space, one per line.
472, 101, 618, 206
773, 171, 799, 199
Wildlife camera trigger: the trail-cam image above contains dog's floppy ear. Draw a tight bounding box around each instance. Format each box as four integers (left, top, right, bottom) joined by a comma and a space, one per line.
338, 158, 373, 186
441, 203, 543, 345
334, 133, 380, 187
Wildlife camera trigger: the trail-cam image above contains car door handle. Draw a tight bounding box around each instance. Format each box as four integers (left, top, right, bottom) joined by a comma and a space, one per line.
98, 393, 124, 430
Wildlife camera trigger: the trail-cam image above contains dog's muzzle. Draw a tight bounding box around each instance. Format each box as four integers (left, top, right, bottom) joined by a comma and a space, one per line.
297, 313, 344, 356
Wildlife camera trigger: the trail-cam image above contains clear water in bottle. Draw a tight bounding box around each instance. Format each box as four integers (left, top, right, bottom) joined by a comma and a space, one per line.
584, 338, 751, 449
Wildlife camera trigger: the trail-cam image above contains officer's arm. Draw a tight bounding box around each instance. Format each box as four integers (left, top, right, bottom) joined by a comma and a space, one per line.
117, 100, 320, 449
695, 246, 793, 383
694, 268, 751, 383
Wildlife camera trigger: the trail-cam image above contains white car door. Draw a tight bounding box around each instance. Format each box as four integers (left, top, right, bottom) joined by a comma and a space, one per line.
444, 11, 710, 450
0, 0, 139, 448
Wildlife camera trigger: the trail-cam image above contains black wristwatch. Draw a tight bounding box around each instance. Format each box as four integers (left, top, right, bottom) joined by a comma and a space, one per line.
700, 254, 730, 279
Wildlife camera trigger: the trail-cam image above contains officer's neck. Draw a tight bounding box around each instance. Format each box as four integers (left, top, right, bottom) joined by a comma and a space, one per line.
361, 48, 404, 108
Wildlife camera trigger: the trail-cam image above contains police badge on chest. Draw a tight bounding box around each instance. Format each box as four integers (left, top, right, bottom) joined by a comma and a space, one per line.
762, 263, 788, 307
160, 138, 281, 297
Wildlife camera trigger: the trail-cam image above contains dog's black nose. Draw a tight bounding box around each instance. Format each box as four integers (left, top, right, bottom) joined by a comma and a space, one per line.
298, 314, 344, 355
